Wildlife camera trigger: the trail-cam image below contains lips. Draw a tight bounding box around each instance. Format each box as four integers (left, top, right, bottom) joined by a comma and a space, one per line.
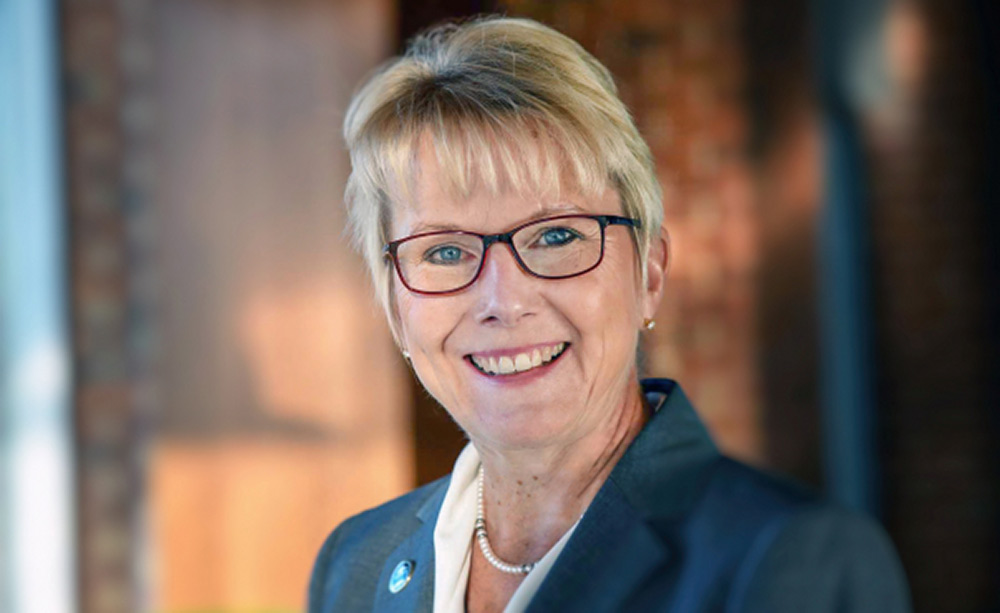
467, 343, 568, 376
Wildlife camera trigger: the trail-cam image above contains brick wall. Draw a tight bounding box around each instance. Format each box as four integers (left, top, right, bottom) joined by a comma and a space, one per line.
63, 0, 151, 610
742, 0, 824, 487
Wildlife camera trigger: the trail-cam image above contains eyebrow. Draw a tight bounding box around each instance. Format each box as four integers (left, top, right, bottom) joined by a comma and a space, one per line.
407, 204, 587, 235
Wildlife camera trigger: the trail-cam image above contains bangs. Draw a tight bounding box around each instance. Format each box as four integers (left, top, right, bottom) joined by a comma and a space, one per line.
375, 110, 610, 208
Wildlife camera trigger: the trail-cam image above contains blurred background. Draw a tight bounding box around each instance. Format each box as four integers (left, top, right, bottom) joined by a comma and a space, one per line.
1, 0, 997, 611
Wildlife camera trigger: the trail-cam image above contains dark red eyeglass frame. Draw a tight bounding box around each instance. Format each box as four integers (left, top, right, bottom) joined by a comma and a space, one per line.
382, 214, 641, 295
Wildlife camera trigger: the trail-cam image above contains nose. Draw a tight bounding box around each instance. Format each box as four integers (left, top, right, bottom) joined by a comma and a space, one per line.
473, 242, 538, 327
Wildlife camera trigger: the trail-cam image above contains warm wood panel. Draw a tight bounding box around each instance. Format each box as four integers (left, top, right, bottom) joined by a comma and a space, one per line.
150, 0, 405, 609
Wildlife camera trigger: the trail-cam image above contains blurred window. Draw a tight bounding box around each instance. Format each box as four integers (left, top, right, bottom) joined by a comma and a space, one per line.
0, 1, 75, 612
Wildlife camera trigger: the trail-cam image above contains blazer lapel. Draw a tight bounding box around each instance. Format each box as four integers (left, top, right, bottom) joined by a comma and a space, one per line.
372, 481, 448, 613
526, 379, 720, 612
525, 481, 670, 612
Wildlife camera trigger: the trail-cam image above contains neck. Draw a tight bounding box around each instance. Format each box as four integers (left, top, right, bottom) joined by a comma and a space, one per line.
473, 379, 649, 564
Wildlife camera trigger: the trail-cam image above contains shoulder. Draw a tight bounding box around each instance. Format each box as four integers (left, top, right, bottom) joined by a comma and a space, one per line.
317, 475, 448, 553
738, 502, 911, 612
308, 476, 449, 612
692, 458, 911, 612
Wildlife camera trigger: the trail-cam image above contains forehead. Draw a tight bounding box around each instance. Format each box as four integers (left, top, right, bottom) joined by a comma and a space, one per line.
389, 134, 617, 238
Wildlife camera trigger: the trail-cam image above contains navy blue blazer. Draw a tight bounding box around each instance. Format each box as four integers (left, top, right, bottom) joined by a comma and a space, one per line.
309, 379, 911, 612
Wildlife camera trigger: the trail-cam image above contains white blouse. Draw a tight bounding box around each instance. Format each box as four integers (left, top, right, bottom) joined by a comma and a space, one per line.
432, 444, 579, 613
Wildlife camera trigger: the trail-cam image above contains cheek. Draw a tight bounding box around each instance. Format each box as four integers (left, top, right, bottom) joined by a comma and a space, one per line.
591, 250, 644, 322
569, 275, 642, 350
573, 261, 644, 364
393, 291, 459, 353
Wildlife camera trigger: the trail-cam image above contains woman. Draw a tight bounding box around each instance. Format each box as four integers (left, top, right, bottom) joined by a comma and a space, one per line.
309, 16, 910, 613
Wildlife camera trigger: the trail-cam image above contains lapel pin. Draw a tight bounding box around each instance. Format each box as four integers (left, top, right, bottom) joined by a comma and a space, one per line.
388, 560, 415, 594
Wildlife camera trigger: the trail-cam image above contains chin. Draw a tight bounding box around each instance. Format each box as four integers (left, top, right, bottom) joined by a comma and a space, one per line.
466, 401, 577, 450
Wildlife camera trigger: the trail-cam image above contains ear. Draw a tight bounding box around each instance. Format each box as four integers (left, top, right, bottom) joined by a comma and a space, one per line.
641, 228, 669, 322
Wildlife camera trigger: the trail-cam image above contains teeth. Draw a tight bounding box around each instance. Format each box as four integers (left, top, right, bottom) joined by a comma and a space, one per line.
470, 343, 567, 376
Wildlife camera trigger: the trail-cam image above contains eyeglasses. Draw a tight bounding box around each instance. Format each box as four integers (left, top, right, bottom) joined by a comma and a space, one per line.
383, 214, 641, 295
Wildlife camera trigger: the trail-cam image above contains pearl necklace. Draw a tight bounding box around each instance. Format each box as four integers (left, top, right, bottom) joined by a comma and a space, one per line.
475, 466, 537, 575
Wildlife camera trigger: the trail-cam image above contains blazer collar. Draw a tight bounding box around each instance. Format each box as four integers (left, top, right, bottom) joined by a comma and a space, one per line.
527, 379, 720, 611
610, 379, 720, 521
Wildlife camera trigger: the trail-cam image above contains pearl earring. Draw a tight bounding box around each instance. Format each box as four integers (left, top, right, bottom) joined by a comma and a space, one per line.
642, 318, 656, 331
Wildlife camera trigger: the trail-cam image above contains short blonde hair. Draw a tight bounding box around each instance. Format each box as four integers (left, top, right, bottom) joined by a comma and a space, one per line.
343, 16, 663, 328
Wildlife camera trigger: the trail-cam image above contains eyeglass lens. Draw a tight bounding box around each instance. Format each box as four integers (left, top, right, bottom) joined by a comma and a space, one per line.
395, 216, 605, 293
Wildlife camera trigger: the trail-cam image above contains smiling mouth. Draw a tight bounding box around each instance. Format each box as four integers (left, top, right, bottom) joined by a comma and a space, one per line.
466, 343, 569, 376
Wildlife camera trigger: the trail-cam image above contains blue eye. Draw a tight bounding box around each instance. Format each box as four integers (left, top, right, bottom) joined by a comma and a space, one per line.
424, 245, 467, 265
538, 227, 581, 247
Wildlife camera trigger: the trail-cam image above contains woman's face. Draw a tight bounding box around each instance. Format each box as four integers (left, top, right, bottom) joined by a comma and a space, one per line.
389, 144, 666, 453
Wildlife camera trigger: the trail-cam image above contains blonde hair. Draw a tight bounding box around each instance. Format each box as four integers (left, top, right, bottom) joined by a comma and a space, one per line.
343, 16, 663, 332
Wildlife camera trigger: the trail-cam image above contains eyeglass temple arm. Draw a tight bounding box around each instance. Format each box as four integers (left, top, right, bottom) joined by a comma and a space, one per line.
602, 215, 641, 229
